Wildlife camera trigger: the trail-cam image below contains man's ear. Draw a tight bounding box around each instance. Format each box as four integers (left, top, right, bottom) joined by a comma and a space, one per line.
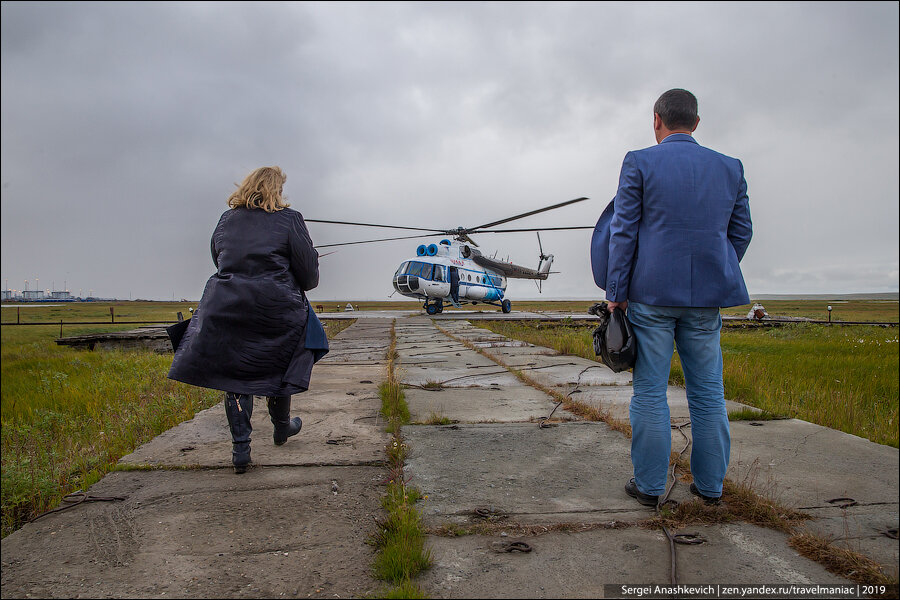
691, 116, 700, 132
653, 113, 663, 131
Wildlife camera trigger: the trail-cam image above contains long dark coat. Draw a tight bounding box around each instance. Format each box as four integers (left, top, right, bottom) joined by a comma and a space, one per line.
168, 207, 320, 396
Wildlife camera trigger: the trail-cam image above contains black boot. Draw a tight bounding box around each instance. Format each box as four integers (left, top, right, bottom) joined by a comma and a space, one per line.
267, 395, 302, 446
224, 392, 253, 473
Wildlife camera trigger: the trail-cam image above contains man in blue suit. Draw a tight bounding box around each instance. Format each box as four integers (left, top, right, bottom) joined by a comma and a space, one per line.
591, 89, 752, 507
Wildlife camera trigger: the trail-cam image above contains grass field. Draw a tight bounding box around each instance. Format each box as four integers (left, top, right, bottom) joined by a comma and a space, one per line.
2, 299, 897, 539
4, 297, 896, 322
0, 304, 354, 538
475, 313, 899, 448
280, 297, 898, 323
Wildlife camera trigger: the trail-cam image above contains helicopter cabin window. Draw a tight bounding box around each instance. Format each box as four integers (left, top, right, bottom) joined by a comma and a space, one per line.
433, 265, 445, 282
467, 274, 472, 282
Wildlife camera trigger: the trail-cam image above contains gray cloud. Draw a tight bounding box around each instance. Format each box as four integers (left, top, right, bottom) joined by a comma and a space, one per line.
2, 1, 897, 301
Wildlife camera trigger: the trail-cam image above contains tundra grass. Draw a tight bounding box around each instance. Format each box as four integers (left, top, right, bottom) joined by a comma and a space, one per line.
1, 317, 354, 539
321, 318, 356, 339
1, 324, 221, 538
371, 320, 431, 598
476, 321, 898, 447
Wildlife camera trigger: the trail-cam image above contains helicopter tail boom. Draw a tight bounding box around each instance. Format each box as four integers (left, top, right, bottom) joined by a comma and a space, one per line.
463, 246, 552, 280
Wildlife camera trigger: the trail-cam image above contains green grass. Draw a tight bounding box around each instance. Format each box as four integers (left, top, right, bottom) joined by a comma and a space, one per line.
1, 301, 196, 325
322, 318, 356, 339
726, 408, 785, 421
1, 309, 356, 539
370, 320, 431, 597
476, 321, 899, 447
715, 324, 898, 447
371, 482, 431, 582
1, 324, 221, 537
721, 299, 899, 322
380, 381, 411, 434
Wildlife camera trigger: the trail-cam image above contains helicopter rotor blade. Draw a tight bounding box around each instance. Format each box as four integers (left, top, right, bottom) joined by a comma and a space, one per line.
314, 233, 438, 249
536, 231, 545, 259
305, 218, 444, 233
468, 197, 589, 231
474, 225, 595, 234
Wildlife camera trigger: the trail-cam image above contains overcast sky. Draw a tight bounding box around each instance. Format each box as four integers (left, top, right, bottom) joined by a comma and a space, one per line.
2, 1, 898, 303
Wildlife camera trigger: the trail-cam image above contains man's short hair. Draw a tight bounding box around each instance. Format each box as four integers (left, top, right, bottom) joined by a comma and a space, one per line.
653, 89, 698, 130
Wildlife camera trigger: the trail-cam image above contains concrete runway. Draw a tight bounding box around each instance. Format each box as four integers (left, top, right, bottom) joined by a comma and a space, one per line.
2, 317, 897, 598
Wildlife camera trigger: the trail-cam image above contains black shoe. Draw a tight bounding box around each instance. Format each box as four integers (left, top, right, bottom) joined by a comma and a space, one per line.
625, 478, 660, 507
225, 393, 254, 474
267, 396, 302, 446
690, 483, 721, 506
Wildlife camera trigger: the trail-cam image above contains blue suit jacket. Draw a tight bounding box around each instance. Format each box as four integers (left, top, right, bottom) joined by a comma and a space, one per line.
591, 134, 752, 307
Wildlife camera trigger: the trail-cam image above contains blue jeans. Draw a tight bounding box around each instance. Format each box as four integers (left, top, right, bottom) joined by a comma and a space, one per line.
626, 302, 730, 497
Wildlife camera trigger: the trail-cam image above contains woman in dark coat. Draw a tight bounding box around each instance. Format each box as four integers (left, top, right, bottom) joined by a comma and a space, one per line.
168, 166, 326, 473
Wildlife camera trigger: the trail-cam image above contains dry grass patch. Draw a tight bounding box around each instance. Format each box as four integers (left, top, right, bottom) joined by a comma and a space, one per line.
788, 531, 898, 587
434, 323, 632, 436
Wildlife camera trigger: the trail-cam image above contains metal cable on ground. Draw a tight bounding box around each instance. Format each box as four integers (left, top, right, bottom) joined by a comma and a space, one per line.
539, 365, 605, 428
656, 420, 702, 585
29, 492, 126, 522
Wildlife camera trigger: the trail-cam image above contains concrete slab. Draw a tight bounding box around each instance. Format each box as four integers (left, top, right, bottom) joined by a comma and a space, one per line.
499, 355, 633, 387
397, 346, 524, 388
421, 528, 669, 598
433, 310, 551, 321
420, 522, 848, 598
406, 386, 578, 425
319, 310, 419, 319
727, 420, 899, 507
678, 524, 852, 585
403, 422, 649, 527
120, 365, 390, 469
797, 508, 899, 570
0, 467, 383, 599
317, 320, 392, 363
572, 385, 759, 422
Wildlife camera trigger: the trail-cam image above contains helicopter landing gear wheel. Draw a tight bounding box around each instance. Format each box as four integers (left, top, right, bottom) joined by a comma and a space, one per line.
425, 300, 442, 315
501, 299, 512, 314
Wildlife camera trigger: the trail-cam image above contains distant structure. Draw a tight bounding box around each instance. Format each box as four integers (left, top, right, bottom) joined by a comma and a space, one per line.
3, 288, 77, 302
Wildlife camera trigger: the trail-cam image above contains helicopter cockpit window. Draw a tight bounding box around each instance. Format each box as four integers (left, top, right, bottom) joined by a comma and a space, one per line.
395, 262, 409, 277
433, 266, 445, 282
403, 261, 436, 279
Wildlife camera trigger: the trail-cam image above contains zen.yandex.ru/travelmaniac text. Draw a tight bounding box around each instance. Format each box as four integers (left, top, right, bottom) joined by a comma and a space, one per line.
608, 584, 896, 598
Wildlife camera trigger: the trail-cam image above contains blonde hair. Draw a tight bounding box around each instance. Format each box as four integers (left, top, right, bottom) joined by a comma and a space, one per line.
227, 166, 290, 212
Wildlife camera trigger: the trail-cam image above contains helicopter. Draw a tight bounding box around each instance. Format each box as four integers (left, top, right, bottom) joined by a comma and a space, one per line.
306, 197, 594, 314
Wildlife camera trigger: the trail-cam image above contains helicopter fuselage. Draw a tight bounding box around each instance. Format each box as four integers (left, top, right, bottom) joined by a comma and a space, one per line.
392, 239, 510, 313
